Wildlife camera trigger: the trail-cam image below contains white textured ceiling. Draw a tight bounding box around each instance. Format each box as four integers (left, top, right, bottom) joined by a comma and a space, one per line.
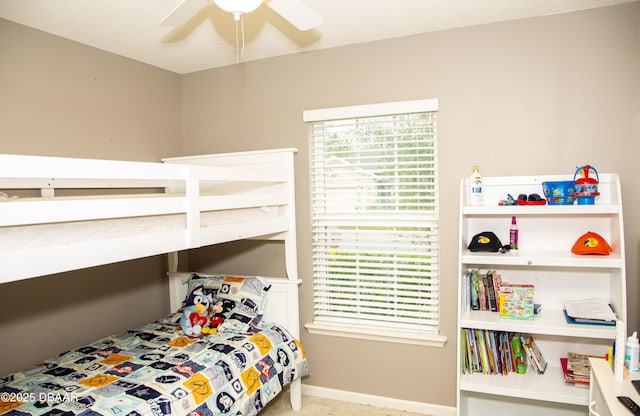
0, 0, 634, 74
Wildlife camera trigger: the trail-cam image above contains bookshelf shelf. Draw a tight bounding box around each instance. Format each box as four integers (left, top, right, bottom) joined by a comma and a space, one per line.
456, 173, 627, 416
459, 310, 616, 339
460, 367, 588, 406
462, 204, 620, 216
461, 250, 623, 268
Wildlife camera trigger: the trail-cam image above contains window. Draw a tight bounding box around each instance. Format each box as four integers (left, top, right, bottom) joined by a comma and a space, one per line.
303, 99, 445, 346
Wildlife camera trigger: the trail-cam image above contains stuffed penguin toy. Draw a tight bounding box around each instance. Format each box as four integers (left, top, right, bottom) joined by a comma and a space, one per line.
180, 285, 212, 338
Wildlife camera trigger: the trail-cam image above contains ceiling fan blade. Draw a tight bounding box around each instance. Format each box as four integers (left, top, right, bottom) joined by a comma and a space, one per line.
266, 0, 322, 31
160, 0, 209, 26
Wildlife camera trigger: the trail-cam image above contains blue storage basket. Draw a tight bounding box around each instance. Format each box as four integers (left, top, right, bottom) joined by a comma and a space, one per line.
542, 181, 576, 205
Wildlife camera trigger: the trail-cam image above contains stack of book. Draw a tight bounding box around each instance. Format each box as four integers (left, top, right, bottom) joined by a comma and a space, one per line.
520, 334, 548, 374
464, 270, 540, 319
563, 299, 617, 326
464, 270, 501, 312
461, 329, 546, 376
560, 352, 604, 387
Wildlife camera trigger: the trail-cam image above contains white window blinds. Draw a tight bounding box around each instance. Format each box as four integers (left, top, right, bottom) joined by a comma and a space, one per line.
304, 99, 440, 335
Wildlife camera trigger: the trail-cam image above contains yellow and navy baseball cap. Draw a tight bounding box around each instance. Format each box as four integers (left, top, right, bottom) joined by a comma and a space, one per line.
468, 231, 504, 252
571, 231, 611, 255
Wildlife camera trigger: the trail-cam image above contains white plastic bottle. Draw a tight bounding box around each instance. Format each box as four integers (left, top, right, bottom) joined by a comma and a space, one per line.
625, 331, 640, 372
469, 165, 483, 206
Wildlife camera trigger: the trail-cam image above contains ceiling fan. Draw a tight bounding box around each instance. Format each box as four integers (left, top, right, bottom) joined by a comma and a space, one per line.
161, 0, 322, 31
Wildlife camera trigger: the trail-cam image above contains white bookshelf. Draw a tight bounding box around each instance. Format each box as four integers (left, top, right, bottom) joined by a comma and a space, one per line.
456, 173, 627, 416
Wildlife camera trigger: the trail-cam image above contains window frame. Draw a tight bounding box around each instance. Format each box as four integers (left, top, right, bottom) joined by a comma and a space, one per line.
303, 99, 446, 347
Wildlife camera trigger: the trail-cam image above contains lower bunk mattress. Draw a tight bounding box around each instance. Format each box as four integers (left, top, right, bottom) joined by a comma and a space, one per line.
0, 313, 308, 416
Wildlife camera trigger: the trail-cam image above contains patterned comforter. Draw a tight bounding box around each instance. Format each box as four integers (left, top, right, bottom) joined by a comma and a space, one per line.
0, 313, 308, 416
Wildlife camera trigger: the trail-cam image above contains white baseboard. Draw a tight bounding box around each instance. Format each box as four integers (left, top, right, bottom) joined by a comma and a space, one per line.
301, 384, 456, 416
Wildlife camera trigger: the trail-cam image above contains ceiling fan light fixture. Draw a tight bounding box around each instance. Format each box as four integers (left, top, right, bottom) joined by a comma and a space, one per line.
214, 0, 263, 19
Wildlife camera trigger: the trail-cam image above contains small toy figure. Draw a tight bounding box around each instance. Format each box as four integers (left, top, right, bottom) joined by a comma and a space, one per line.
202, 299, 235, 335
180, 286, 212, 338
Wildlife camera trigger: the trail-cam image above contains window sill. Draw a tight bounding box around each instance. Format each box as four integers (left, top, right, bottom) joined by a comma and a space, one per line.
304, 322, 447, 347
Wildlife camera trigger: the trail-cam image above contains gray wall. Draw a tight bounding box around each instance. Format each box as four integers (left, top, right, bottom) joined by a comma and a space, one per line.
180, 3, 640, 406
1, 1, 639, 409
0, 20, 182, 374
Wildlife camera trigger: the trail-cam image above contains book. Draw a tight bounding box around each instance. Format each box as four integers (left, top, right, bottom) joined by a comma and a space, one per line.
563, 309, 616, 327
511, 335, 527, 374
560, 358, 590, 387
499, 331, 511, 375
492, 272, 502, 306
479, 274, 488, 311
470, 270, 480, 310
567, 351, 603, 375
499, 283, 534, 320
564, 299, 617, 322
464, 271, 471, 312
534, 303, 542, 315
467, 329, 478, 374
461, 329, 533, 376
478, 330, 490, 374
469, 329, 481, 373
484, 330, 496, 374
508, 333, 518, 375
520, 334, 547, 374
461, 327, 468, 373
486, 271, 498, 312
560, 352, 605, 387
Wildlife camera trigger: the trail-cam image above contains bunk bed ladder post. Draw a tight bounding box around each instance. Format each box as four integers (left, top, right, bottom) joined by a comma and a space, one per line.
290, 379, 302, 411
282, 150, 301, 339
283, 150, 303, 412
166, 251, 184, 313
284, 150, 298, 284
185, 165, 201, 248
164, 164, 195, 314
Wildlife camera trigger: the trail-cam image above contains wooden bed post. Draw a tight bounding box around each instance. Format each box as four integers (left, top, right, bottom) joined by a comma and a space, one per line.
167, 251, 184, 313
167, 251, 178, 273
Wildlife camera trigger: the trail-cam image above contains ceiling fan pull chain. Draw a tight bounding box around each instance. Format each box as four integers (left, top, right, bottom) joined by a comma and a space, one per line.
241, 15, 247, 59
232, 13, 247, 64
235, 17, 239, 64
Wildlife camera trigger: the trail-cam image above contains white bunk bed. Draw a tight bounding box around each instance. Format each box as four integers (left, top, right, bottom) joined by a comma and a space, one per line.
0, 148, 305, 415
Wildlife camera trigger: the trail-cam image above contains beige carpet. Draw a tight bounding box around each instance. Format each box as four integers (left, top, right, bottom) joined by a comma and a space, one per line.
260, 393, 428, 416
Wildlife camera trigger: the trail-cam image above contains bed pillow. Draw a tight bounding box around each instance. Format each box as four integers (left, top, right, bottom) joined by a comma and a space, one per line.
216, 275, 271, 333
172, 273, 226, 320
184, 272, 227, 302
180, 273, 271, 333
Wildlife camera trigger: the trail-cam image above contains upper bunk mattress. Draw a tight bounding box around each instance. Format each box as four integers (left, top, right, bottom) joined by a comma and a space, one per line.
0, 149, 297, 284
